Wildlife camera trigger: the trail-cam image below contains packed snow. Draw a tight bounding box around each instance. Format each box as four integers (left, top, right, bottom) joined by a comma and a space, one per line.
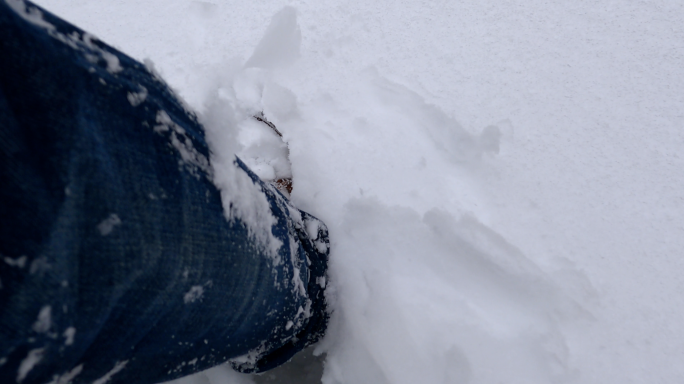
32, 0, 684, 383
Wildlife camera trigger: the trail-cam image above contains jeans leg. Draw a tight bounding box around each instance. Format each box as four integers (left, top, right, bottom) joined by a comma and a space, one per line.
0, 2, 329, 383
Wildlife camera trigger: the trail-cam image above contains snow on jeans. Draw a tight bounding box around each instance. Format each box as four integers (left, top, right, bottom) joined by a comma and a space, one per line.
0, 2, 329, 383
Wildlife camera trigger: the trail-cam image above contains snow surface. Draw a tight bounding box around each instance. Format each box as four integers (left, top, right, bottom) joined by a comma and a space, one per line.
33, 0, 684, 383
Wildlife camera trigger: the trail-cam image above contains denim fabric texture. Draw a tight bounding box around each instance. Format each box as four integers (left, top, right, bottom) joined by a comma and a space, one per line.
0, 1, 329, 383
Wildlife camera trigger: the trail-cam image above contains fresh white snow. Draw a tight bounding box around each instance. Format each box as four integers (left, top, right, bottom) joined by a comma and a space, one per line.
32, 0, 684, 383
63, 327, 76, 346
97, 213, 122, 236
92, 360, 129, 384
31, 305, 52, 334
17, 348, 45, 383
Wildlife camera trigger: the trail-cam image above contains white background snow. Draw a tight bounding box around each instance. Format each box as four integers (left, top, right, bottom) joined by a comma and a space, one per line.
34, 0, 684, 383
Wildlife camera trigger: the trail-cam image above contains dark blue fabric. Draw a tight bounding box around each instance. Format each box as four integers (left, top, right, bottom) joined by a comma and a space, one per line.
0, 1, 329, 383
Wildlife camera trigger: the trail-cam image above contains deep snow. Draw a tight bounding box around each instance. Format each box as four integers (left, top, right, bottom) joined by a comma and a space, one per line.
32, 0, 684, 383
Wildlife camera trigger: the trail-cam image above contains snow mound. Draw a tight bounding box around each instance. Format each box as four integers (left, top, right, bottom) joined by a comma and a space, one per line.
320, 199, 585, 384
169, 6, 588, 384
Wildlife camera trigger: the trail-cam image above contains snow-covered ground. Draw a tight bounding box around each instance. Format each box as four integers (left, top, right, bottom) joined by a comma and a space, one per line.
33, 0, 684, 383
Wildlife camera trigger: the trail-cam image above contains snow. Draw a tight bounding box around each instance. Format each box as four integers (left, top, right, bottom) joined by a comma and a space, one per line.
48, 364, 84, 384
127, 85, 148, 107
31, 0, 684, 383
97, 213, 122, 236
32, 305, 52, 334
244, 6, 301, 70
155, 110, 212, 178
5, 0, 54, 30
184, 286, 205, 304
63, 327, 76, 346
3, 255, 27, 268
17, 348, 45, 383
92, 360, 129, 384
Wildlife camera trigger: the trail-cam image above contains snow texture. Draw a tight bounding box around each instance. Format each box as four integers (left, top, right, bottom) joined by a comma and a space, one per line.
92, 360, 128, 384
127, 85, 148, 107
47, 364, 84, 384
97, 214, 121, 236
183, 286, 205, 304
63, 327, 76, 346
33, 0, 684, 383
32, 305, 52, 334
17, 348, 44, 383
3, 255, 27, 268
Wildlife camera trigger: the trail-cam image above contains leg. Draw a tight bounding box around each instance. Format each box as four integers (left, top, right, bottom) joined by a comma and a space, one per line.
0, 1, 328, 383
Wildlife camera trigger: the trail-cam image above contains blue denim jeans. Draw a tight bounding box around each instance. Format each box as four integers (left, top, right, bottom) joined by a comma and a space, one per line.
0, 1, 329, 383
